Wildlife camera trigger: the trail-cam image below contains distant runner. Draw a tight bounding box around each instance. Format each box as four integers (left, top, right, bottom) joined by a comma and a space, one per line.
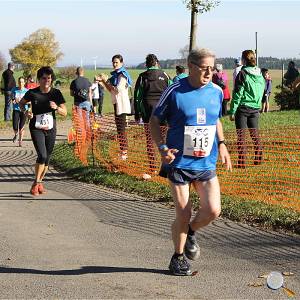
19, 66, 67, 196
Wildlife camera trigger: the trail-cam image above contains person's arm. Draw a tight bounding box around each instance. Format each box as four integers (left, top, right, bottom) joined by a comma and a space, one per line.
216, 119, 232, 171
49, 102, 67, 117
149, 115, 178, 165
89, 86, 93, 105
134, 74, 143, 121
97, 75, 116, 94
229, 70, 246, 119
0, 75, 4, 94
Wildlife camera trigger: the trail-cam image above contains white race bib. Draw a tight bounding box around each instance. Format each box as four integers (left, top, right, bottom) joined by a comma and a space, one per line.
35, 113, 54, 130
183, 125, 216, 157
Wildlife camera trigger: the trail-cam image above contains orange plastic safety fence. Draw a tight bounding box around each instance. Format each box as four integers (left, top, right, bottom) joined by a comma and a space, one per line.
70, 106, 300, 212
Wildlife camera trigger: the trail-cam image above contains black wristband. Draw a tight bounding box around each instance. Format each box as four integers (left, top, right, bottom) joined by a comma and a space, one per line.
218, 140, 226, 146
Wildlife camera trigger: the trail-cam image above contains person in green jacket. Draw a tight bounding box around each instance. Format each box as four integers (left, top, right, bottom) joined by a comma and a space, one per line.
229, 50, 265, 167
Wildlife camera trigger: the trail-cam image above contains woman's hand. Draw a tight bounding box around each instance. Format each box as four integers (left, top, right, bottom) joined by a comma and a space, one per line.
49, 101, 58, 110
25, 110, 33, 119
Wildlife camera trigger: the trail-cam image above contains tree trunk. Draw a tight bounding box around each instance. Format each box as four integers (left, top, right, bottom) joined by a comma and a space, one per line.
189, 0, 198, 52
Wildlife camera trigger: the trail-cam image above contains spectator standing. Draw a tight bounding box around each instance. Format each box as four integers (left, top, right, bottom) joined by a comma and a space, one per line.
229, 50, 265, 167
134, 54, 171, 179
70, 67, 92, 111
1, 62, 16, 121
173, 65, 188, 82
91, 76, 100, 114
150, 48, 232, 276
261, 68, 272, 113
284, 61, 299, 87
98, 54, 132, 160
11, 77, 28, 146
233, 58, 242, 88
25, 74, 39, 89
212, 64, 231, 116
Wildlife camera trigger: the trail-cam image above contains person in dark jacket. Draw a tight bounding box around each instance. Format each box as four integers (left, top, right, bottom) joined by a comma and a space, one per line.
284, 61, 299, 87
229, 50, 265, 167
1, 62, 16, 121
134, 54, 171, 179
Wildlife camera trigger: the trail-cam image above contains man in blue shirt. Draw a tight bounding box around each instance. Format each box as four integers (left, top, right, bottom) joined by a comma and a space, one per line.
150, 48, 232, 276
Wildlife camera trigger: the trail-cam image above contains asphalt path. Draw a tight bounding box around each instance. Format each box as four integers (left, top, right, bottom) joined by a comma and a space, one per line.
0, 122, 299, 299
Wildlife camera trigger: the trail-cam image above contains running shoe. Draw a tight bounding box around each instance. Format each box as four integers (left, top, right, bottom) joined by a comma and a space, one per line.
184, 234, 201, 260
12, 134, 17, 143
169, 255, 192, 276
30, 183, 39, 196
38, 183, 46, 194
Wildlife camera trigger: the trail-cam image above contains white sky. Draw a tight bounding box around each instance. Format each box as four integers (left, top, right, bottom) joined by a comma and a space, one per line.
0, 0, 299, 66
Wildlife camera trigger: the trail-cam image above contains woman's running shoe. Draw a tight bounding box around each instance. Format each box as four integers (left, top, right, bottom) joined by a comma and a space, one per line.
38, 183, 46, 194
30, 183, 39, 196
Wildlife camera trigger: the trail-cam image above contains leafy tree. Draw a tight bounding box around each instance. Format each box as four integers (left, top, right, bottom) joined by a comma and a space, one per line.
183, 0, 220, 51
0, 51, 6, 71
9, 28, 63, 77
57, 66, 77, 84
179, 45, 189, 59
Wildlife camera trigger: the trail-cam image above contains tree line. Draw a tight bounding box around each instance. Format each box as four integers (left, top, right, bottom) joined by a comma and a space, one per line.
136, 57, 300, 70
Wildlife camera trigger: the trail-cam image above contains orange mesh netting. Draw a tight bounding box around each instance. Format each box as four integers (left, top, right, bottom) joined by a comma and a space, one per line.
70, 106, 300, 212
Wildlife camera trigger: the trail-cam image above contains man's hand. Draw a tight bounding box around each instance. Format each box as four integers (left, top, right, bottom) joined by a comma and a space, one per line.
219, 143, 232, 171
160, 148, 179, 164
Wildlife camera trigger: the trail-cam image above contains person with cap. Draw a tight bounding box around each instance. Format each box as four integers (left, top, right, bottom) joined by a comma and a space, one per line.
173, 65, 188, 82
212, 64, 231, 116
1, 62, 16, 121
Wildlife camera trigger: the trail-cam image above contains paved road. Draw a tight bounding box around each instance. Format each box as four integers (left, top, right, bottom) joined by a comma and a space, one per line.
0, 124, 299, 299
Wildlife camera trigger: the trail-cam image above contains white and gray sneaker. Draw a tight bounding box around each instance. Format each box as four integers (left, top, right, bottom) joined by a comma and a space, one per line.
184, 234, 200, 260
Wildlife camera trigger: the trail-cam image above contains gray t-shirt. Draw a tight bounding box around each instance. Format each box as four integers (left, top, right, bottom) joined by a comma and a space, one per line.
70, 76, 91, 103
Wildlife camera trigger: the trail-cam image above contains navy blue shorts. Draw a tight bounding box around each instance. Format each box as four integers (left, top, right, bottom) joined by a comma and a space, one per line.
167, 167, 216, 185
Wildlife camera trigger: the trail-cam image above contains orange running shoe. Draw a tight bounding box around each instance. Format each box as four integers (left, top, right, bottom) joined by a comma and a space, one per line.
38, 183, 46, 194
30, 183, 39, 196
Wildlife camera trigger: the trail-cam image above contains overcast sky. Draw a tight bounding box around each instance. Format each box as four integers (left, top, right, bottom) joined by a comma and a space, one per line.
1, 0, 299, 67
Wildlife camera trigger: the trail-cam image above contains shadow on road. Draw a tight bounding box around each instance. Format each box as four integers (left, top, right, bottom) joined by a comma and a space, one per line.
0, 266, 170, 276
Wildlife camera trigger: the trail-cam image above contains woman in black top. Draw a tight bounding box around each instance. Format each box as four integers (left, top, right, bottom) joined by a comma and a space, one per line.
19, 66, 67, 196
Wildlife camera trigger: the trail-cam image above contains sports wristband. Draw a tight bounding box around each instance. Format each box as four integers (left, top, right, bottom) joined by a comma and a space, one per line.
159, 144, 168, 151
218, 140, 226, 146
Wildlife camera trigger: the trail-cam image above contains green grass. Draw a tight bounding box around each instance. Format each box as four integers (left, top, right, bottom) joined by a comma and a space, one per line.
51, 142, 300, 234
0, 68, 297, 130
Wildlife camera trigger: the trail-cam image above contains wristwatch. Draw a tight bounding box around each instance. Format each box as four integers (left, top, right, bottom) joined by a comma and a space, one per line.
218, 140, 226, 146
159, 144, 169, 151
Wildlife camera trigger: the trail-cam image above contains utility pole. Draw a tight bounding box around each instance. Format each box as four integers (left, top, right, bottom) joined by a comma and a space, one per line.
255, 32, 258, 67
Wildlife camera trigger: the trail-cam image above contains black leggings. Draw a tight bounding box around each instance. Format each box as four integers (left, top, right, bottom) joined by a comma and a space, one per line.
235, 105, 262, 165
12, 110, 26, 131
30, 125, 56, 166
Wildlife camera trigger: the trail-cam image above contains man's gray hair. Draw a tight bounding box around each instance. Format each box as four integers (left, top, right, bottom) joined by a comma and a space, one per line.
187, 48, 215, 64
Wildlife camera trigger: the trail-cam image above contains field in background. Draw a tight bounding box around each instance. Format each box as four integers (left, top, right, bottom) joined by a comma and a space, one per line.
0, 69, 294, 131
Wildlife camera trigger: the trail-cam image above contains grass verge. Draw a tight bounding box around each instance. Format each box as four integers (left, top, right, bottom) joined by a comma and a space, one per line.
52, 142, 300, 235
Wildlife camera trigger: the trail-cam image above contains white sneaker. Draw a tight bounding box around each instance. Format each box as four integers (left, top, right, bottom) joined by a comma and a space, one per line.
142, 173, 152, 180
